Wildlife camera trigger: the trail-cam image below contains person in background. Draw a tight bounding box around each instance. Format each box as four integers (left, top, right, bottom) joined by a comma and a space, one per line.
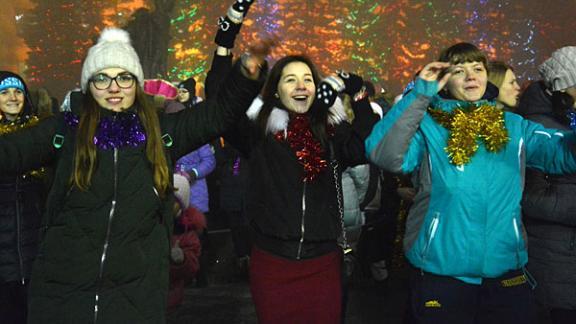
366, 42, 576, 324
487, 61, 521, 111
29, 87, 58, 119
0, 26, 268, 323
362, 81, 384, 118
0, 71, 46, 324
174, 140, 215, 288
167, 174, 206, 310
176, 77, 203, 110
516, 46, 576, 324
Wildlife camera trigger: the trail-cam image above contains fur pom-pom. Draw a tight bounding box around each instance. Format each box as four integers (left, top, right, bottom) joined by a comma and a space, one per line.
98, 28, 131, 44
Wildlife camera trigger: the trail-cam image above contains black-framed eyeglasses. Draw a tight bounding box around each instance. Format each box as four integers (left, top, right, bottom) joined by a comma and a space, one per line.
90, 73, 136, 90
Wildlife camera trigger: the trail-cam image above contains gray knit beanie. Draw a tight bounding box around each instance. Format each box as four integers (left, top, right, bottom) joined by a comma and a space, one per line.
80, 28, 144, 93
539, 46, 576, 91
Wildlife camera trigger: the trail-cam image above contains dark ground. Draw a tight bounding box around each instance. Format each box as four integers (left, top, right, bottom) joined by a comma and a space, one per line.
167, 230, 553, 324
166, 229, 410, 324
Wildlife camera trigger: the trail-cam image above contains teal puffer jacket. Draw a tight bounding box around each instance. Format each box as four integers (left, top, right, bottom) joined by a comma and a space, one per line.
365, 77, 576, 284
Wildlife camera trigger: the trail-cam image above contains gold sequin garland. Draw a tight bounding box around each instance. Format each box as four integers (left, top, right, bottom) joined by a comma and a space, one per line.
0, 115, 40, 135
427, 103, 509, 166
0, 116, 46, 178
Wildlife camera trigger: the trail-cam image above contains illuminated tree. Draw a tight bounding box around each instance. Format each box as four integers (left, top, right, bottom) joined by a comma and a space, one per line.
22, 0, 107, 98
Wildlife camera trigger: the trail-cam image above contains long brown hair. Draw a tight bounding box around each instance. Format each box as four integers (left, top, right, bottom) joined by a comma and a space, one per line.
72, 87, 170, 197
257, 55, 331, 146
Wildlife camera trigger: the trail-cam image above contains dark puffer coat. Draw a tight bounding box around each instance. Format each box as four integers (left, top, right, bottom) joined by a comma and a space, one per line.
0, 64, 263, 323
517, 81, 576, 310
0, 71, 45, 287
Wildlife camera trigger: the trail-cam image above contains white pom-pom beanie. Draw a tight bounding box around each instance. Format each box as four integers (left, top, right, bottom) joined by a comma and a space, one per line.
173, 174, 190, 210
80, 28, 144, 93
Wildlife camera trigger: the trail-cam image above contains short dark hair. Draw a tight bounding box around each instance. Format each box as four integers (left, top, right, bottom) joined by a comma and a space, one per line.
438, 42, 488, 67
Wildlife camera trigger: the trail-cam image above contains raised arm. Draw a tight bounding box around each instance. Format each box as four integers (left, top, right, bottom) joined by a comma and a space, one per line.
206, 0, 255, 100
365, 62, 451, 174
319, 72, 380, 167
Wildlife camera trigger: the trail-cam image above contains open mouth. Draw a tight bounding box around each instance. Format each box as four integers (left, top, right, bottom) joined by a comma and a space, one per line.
106, 97, 123, 104
292, 95, 309, 101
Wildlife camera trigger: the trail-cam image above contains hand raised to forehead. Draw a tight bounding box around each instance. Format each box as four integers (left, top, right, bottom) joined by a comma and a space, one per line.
419, 62, 453, 91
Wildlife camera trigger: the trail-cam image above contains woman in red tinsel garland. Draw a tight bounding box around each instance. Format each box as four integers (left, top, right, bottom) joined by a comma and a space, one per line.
218, 55, 378, 323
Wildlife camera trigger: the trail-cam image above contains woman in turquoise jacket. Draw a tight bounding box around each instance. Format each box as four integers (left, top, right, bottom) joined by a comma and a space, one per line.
365, 43, 576, 324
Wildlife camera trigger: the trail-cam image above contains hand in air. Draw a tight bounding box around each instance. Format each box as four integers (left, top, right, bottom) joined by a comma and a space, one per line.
418, 62, 453, 92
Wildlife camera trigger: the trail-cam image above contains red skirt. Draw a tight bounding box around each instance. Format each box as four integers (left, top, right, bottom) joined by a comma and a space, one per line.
249, 246, 342, 324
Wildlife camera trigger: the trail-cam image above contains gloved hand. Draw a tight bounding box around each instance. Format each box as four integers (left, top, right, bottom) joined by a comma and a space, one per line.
336, 71, 364, 97
214, 0, 255, 49
170, 240, 185, 264
316, 78, 341, 107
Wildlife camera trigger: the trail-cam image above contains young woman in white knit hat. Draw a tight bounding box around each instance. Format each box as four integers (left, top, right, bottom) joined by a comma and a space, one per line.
0, 25, 272, 322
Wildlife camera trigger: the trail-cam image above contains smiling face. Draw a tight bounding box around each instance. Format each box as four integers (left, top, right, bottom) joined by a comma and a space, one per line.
89, 67, 136, 112
0, 87, 25, 121
497, 69, 521, 108
446, 61, 488, 102
277, 61, 316, 114
177, 88, 190, 103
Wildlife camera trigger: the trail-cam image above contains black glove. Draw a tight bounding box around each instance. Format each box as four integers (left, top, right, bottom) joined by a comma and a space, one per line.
214, 0, 255, 49
337, 71, 364, 97
316, 76, 343, 107
215, 16, 242, 49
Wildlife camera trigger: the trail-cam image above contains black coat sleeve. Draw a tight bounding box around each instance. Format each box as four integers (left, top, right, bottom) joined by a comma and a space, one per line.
205, 53, 233, 100
333, 97, 379, 168
165, 61, 265, 160
0, 116, 58, 175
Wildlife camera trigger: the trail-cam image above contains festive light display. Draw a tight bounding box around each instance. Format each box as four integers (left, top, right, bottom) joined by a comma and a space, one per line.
15, 0, 576, 99
21, 0, 147, 99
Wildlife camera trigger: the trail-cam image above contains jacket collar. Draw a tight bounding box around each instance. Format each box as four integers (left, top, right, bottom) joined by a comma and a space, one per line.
246, 96, 348, 134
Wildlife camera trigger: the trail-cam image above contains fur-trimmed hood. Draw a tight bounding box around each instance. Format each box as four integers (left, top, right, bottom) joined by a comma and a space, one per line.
245, 96, 348, 135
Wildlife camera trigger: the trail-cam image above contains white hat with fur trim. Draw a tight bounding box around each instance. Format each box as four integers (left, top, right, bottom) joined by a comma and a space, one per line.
80, 28, 144, 93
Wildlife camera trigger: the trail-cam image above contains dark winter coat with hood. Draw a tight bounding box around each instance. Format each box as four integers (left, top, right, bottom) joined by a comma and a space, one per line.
516, 80, 576, 310
0, 71, 45, 286
0, 64, 263, 323
206, 55, 379, 260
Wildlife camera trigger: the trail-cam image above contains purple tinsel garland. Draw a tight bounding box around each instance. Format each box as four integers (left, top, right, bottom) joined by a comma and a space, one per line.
64, 111, 147, 150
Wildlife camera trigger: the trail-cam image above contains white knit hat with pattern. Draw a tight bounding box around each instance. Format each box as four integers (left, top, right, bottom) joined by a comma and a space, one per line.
539, 46, 576, 91
80, 28, 144, 93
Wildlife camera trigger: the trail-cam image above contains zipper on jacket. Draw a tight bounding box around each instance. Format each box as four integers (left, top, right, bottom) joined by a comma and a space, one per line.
296, 183, 307, 260
15, 177, 25, 285
421, 212, 440, 263
512, 217, 522, 269
94, 148, 119, 324
570, 229, 576, 251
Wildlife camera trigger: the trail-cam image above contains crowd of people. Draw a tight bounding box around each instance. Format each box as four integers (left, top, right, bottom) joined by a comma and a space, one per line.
1, 1, 576, 323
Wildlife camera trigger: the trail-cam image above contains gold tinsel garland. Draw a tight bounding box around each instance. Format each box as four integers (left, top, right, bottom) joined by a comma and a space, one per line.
0, 115, 46, 178
428, 103, 509, 166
